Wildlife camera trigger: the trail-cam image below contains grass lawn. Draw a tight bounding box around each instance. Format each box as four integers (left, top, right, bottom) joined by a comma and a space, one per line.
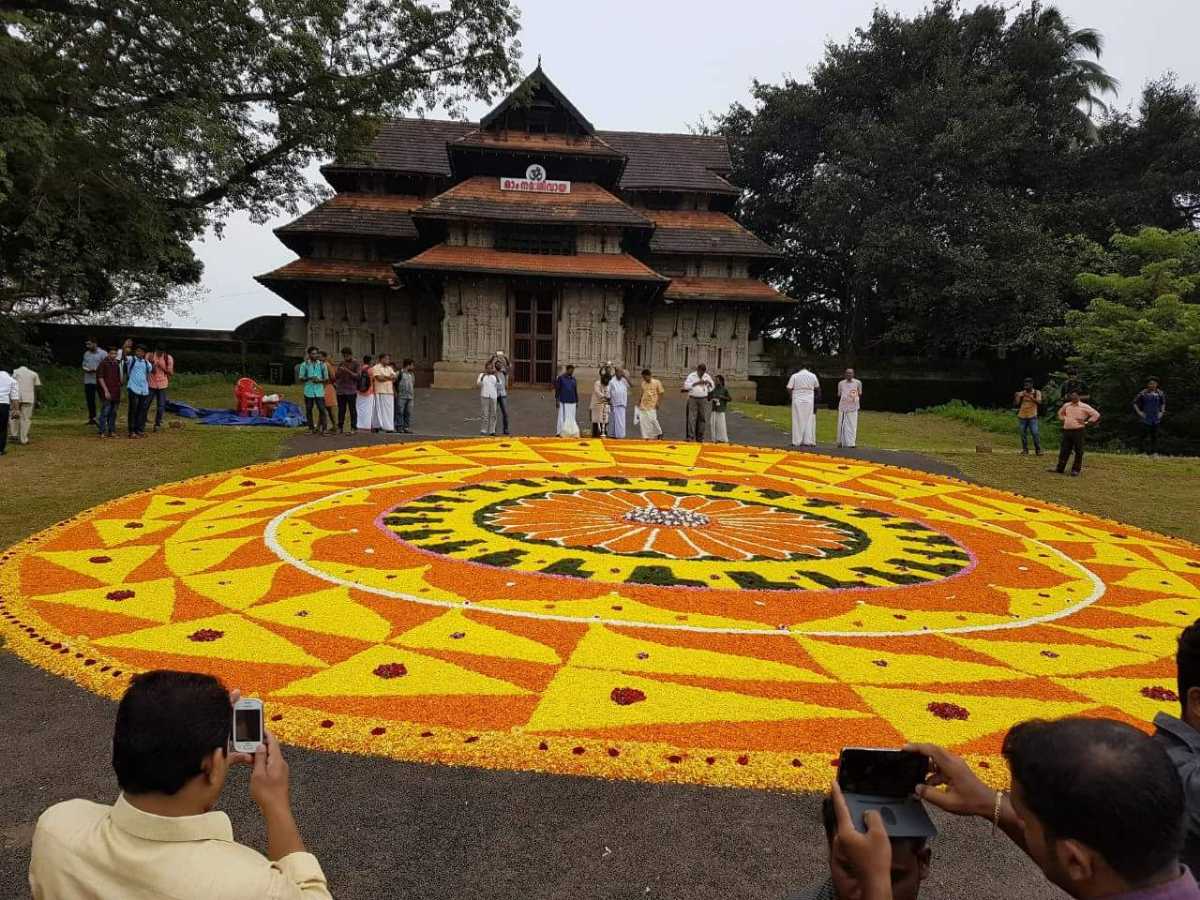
0, 378, 303, 550
739, 403, 1200, 544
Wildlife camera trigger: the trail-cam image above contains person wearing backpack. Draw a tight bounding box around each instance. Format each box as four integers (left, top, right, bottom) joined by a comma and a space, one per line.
395, 359, 415, 434
355, 354, 376, 432
1014, 377, 1043, 456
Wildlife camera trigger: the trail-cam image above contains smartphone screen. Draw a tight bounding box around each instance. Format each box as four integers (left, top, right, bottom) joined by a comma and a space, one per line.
837, 748, 929, 797
234, 706, 263, 745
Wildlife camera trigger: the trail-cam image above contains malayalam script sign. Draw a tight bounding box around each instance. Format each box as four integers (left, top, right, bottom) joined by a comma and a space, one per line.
500, 164, 571, 194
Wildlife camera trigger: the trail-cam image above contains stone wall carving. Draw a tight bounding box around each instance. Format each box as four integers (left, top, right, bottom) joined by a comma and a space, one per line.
439, 276, 508, 364
557, 285, 624, 370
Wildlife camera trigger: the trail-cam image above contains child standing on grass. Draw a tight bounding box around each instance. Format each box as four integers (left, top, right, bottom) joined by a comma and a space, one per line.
709, 375, 732, 443
1054, 390, 1101, 476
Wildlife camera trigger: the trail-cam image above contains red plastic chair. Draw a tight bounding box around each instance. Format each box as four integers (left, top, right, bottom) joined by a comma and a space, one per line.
235, 378, 264, 417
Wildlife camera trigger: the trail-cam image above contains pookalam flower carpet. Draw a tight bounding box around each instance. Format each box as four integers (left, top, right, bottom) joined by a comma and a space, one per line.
1, 438, 1195, 790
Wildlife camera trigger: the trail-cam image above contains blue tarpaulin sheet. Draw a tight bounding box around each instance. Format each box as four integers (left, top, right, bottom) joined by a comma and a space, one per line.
166, 399, 304, 428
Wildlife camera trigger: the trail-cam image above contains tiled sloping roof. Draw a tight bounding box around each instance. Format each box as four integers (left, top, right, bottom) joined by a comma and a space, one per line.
599, 131, 738, 195
452, 129, 623, 158
414, 177, 651, 227
397, 245, 666, 283
255, 258, 397, 286
276, 194, 423, 240
663, 276, 793, 304
327, 119, 474, 175
645, 210, 781, 257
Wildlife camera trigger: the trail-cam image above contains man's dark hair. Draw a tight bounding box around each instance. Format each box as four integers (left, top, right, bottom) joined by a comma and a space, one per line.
819, 796, 926, 853
641, 368, 651, 377
565, 364, 574, 372
1148, 377, 1159, 385
1024, 377, 1034, 385
113, 670, 231, 795
307, 345, 319, 353
402, 358, 413, 367
1177, 619, 1200, 715
1002, 718, 1183, 883
362, 354, 373, 364
341, 346, 352, 355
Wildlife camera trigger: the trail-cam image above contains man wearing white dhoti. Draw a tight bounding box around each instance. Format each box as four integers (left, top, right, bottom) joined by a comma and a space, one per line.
554, 365, 579, 437
355, 354, 378, 432
370, 354, 396, 433
786, 365, 820, 447
637, 369, 664, 439
837, 368, 863, 448
608, 368, 629, 438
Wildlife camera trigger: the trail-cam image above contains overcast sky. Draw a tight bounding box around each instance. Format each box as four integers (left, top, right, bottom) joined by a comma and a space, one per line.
174, 0, 1200, 330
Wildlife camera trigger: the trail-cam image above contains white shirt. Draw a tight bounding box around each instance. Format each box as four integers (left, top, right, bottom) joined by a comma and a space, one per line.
787, 369, 820, 397
0, 370, 20, 405
30, 794, 331, 900
837, 378, 863, 412
477, 372, 498, 399
608, 377, 629, 407
683, 371, 715, 398
13, 366, 40, 403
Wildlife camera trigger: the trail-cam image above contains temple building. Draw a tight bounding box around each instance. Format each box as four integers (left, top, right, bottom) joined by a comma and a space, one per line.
257, 67, 793, 398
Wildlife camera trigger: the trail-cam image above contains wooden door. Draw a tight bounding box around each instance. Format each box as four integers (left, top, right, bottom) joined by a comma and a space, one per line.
512, 292, 556, 385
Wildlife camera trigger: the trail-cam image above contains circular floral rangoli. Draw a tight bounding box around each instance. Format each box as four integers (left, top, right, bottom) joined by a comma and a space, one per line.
1, 439, 1195, 790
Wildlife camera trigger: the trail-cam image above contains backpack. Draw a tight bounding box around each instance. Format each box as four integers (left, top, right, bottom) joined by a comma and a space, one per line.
357, 368, 371, 392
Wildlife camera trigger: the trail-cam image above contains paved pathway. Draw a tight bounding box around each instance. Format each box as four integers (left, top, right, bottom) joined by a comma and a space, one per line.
284, 388, 961, 477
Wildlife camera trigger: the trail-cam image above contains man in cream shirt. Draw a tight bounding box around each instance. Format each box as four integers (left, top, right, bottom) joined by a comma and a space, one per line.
30, 670, 331, 899
786, 364, 821, 447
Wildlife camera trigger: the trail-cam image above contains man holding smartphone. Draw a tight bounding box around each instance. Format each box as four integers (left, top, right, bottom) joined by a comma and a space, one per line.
29, 670, 331, 899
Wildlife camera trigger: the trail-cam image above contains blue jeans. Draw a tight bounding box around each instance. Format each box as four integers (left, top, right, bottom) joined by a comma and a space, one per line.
496, 395, 509, 434
99, 397, 120, 435
127, 391, 150, 434
150, 387, 168, 427
395, 397, 413, 431
1018, 416, 1041, 452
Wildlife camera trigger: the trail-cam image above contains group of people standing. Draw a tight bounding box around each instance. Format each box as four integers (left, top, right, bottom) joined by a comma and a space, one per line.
297, 347, 416, 436
549, 363, 733, 442
787, 365, 864, 449
82, 338, 174, 439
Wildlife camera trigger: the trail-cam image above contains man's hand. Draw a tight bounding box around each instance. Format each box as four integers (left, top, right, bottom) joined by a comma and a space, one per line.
831, 781, 893, 900
250, 730, 291, 815
904, 743, 994, 818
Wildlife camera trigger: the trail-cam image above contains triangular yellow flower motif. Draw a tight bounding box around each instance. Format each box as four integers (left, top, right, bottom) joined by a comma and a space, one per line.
1147, 547, 1200, 574
795, 604, 1011, 635
296, 488, 374, 516
457, 440, 547, 462
91, 518, 177, 547
141, 495, 218, 519
285, 454, 380, 477
205, 474, 291, 497
273, 520, 347, 561
773, 460, 877, 485
1022, 521, 1106, 544
376, 445, 482, 467
31, 577, 177, 623
697, 449, 788, 473
97, 614, 326, 666
1082, 543, 1162, 569
168, 517, 267, 543
997, 580, 1096, 620
247, 587, 392, 643
164, 537, 255, 576
180, 564, 283, 611
36, 545, 160, 585
858, 476, 965, 501
1052, 677, 1180, 721
571, 625, 827, 682
1050, 624, 1183, 657
955, 495, 1081, 523
273, 644, 526, 697
851, 685, 1095, 747
393, 610, 560, 664
191, 499, 293, 522
526, 439, 615, 464
1113, 568, 1200, 598
526, 666, 866, 733
946, 636, 1154, 677
243, 482, 345, 500
484, 591, 770, 633
795, 637, 1017, 684
305, 562, 467, 604
610, 442, 702, 468
931, 495, 1025, 522
300, 464, 414, 485
1115, 597, 1200, 628
1069, 523, 1172, 547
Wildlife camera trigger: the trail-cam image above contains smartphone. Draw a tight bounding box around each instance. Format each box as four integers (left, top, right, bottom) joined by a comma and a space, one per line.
837, 747, 929, 797
231, 698, 264, 754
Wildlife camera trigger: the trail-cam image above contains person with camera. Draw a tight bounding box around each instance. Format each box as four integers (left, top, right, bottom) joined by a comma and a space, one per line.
29, 670, 331, 899
1013, 377, 1043, 455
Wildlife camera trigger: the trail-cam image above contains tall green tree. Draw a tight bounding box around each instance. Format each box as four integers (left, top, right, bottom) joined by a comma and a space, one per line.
0, 0, 521, 326
1050, 227, 1200, 450
718, 2, 1197, 358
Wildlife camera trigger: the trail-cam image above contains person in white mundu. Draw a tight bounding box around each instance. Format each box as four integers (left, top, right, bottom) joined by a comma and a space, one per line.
837, 367, 864, 448
786, 365, 820, 447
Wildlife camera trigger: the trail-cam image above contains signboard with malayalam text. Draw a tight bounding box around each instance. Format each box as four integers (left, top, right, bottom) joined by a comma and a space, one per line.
500, 164, 571, 194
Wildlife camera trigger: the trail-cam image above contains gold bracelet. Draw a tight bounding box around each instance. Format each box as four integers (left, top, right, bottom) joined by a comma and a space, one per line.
992, 790, 1003, 835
